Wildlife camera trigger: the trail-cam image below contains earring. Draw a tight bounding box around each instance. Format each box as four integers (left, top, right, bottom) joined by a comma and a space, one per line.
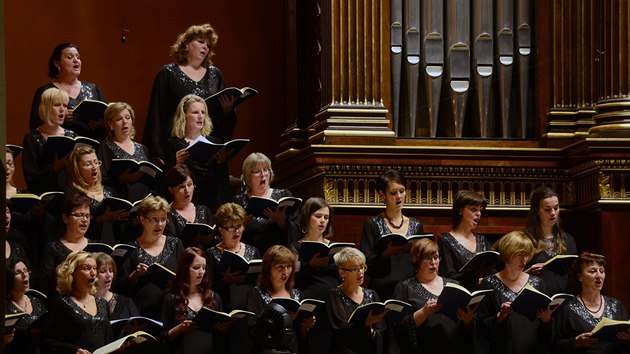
301, 226, 308, 234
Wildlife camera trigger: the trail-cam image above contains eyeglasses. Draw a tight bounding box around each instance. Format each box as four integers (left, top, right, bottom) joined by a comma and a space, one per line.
81, 160, 102, 168
14, 269, 32, 277
69, 212, 91, 219
220, 224, 243, 232
341, 265, 367, 274
6, 162, 14, 168
177, 182, 195, 192
143, 216, 168, 224
422, 255, 440, 263
250, 168, 270, 176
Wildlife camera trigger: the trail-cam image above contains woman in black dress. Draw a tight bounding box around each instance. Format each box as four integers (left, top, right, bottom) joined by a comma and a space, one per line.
42, 251, 114, 354
161, 247, 226, 354
143, 24, 236, 211
438, 190, 492, 290
5, 258, 47, 354
29, 43, 107, 139
163, 165, 214, 248
553, 252, 630, 353
22, 87, 75, 195
93, 252, 138, 321
233, 152, 297, 256
360, 169, 425, 300
524, 187, 578, 295
476, 231, 555, 354
392, 238, 475, 354
164, 94, 230, 212
325, 247, 388, 354
122, 196, 183, 319
246, 245, 316, 354
98, 102, 154, 203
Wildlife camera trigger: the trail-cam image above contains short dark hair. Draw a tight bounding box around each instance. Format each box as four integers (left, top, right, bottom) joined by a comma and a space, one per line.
376, 170, 405, 193
48, 43, 79, 78
451, 190, 488, 228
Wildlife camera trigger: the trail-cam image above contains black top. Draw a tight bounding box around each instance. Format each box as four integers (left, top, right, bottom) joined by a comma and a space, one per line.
527, 232, 578, 295
360, 215, 424, 299
122, 236, 183, 319
65, 186, 123, 245
206, 244, 260, 311
30, 82, 107, 140
143, 63, 236, 160
97, 138, 154, 203
290, 240, 341, 301
164, 204, 214, 248
438, 232, 492, 290
476, 274, 552, 354
5, 295, 48, 354
233, 188, 297, 256
22, 129, 76, 195
42, 296, 113, 354
105, 292, 140, 321
161, 291, 224, 354
391, 277, 472, 354
553, 295, 630, 354
325, 287, 385, 354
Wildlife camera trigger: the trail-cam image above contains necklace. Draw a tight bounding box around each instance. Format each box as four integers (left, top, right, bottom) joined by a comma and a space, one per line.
579, 294, 603, 314
221, 242, 242, 254
13, 296, 28, 310
384, 213, 404, 229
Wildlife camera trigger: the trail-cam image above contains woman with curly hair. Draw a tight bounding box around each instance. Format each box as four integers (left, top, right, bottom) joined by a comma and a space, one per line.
41, 251, 113, 354
161, 247, 225, 354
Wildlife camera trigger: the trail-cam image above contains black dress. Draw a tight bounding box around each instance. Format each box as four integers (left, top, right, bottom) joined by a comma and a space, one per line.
41, 296, 113, 354
161, 291, 225, 354
360, 215, 424, 299
104, 293, 139, 321
143, 63, 236, 161
65, 186, 125, 245
391, 277, 473, 354
206, 244, 260, 311
22, 129, 76, 195
164, 204, 214, 248
233, 188, 298, 256
553, 296, 630, 354
438, 233, 492, 290
325, 287, 385, 354
97, 138, 154, 203
122, 236, 183, 319
5, 295, 48, 354
29, 82, 107, 140
291, 241, 340, 301
476, 274, 552, 354
164, 136, 229, 213
526, 233, 578, 295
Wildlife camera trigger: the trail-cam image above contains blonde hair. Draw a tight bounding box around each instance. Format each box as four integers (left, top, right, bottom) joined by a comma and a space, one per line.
171, 94, 213, 138
495, 231, 535, 263
171, 23, 218, 67
56, 251, 96, 296
39, 87, 69, 126
67, 145, 102, 196
135, 195, 171, 217
214, 202, 246, 227
241, 152, 274, 191
333, 247, 365, 268
104, 102, 136, 139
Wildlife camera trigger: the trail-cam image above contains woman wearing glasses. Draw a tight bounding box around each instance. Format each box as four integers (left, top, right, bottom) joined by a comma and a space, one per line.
165, 94, 230, 213
5, 257, 48, 354
391, 238, 476, 354
206, 202, 260, 311
552, 252, 630, 353
40, 196, 97, 298
66, 145, 129, 245
325, 247, 387, 354
233, 152, 297, 256
123, 195, 183, 318
476, 231, 554, 354
438, 190, 493, 290
42, 251, 114, 354
164, 165, 214, 248
97, 102, 154, 203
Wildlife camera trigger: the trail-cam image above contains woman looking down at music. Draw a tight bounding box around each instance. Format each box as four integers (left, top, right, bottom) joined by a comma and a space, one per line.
524, 187, 577, 295
93, 252, 138, 320
552, 252, 630, 353
391, 238, 475, 354
438, 190, 492, 289
360, 169, 425, 300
